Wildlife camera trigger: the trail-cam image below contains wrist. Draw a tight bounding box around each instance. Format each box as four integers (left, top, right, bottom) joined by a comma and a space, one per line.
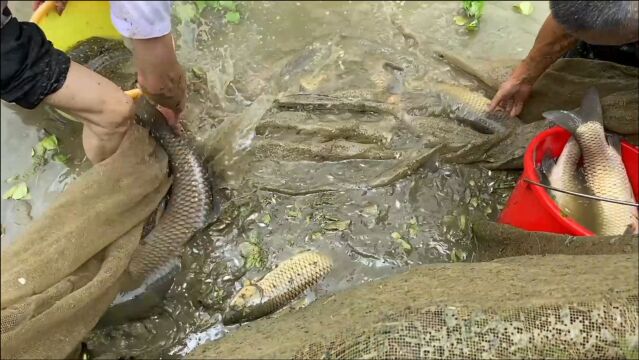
510, 59, 540, 86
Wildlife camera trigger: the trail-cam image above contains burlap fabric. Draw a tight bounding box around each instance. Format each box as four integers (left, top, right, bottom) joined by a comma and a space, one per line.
0, 124, 171, 359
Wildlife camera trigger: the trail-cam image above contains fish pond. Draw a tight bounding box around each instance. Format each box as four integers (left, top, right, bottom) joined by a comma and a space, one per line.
0, 1, 550, 358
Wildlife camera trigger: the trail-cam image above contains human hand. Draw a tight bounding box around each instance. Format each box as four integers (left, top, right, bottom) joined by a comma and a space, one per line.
157, 104, 184, 135
488, 76, 534, 118
33, 0, 68, 15
131, 34, 186, 135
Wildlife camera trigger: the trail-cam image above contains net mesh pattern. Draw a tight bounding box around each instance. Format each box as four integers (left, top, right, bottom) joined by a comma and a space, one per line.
293, 296, 639, 359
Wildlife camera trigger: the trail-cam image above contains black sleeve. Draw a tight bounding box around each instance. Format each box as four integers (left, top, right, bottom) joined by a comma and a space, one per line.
1, 14, 71, 109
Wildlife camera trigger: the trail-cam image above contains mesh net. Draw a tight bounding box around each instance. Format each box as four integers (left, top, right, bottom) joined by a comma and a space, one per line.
293, 296, 639, 359
188, 254, 638, 360
0, 125, 171, 359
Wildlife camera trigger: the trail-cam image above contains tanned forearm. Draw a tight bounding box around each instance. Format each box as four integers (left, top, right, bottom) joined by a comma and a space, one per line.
514, 14, 579, 84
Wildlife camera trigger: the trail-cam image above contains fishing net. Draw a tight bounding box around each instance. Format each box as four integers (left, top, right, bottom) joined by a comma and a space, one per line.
1, 24, 638, 359
0, 124, 171, 359
184, 36, 638, 359
188, 253, 638, 359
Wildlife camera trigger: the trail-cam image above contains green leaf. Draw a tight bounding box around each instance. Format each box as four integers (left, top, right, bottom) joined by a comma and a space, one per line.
466, 19, 479, 31
287, 208, 302, 219
391, 232, 412, 253
463, 0, 484, 19
32, 144, 46, 158
53, 154, 70, 164
225, 11, 240, 24
513, 1, 534, 15
408, 223, 420, 238
40, 134, 59, 151
453, 15, 469, 26
175, 2, 197, 22
324, 219, 351, 231
2, 182, 29, 200
451, 248, 467, 262
261, 213, 271, 225
194, 1, 210, 12
218, 1, 236, 11
245, 242, 267, 270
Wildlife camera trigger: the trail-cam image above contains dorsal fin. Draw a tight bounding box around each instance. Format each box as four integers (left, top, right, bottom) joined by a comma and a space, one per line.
575, 87, 603, 124
542, 110, 583, 134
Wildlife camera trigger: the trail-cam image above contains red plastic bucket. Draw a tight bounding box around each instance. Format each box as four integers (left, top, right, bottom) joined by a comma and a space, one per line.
498, 126, 639, 236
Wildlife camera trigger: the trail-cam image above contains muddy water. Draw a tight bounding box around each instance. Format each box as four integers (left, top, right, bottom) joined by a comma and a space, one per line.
1, 1, 549, 358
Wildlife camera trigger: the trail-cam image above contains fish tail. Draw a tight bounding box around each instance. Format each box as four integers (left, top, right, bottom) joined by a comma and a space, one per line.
542, 110, 583, 134
576, 87, 604, 125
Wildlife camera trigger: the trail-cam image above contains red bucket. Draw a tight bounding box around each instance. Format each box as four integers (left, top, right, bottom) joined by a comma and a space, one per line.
498, 126, 639, 236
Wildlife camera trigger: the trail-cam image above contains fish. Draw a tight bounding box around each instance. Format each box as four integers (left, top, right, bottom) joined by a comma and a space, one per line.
401, 83, 522, 135
62, 37, 213, 326
539, 137, 596, 231
222, 251, 333, 325
543, 87, 638, 236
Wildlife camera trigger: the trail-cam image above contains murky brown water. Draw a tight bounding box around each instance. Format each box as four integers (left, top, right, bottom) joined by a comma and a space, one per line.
1, 1, 550, 358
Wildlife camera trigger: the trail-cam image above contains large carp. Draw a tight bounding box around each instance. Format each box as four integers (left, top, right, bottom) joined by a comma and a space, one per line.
61, 38, 213, 326
223, 251, 333, 325
543, 87, 638, 236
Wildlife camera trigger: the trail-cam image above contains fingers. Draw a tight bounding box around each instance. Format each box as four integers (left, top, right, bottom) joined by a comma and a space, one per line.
510, 101, 524, 118
488, 90, 505, 112
157, 105, 184, 136
55, 1, 68, 15
32, 1, 44, 11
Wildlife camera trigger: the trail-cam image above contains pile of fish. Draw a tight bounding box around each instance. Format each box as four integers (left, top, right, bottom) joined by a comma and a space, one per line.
540, 87, 638, 236
223, 251, 333, 325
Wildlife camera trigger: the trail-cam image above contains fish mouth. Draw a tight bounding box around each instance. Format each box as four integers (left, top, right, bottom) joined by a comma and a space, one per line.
221, 310, 240, 325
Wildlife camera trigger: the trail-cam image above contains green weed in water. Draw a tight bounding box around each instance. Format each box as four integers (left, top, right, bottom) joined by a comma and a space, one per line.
513, 1, 534, 15
183, 1, 241, 24
3, 133, 70, 201
2, 182, 30, 201
454, 1, 485, 31
244, 231, 268, 270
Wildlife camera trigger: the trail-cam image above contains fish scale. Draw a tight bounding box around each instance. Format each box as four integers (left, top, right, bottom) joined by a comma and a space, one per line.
576, 122, 637, 235
63, 38, 213, 297
223, 251, 333, 325
543, 87, 638, 236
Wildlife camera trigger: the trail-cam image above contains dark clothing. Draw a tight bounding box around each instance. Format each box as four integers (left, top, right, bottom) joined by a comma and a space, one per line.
0, 5, 70, 109
564, 41, 639, 68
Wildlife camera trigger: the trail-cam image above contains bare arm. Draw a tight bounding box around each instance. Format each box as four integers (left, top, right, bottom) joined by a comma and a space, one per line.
489, 14, 579, 117
516, 14, 579, 85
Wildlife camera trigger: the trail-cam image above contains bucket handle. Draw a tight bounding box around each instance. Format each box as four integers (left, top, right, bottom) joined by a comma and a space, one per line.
523, 178, 639, 208
29, 1, 143, 100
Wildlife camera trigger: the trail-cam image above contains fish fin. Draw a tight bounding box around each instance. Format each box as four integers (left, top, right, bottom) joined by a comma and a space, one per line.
542, 110, 583, 134
622, 223, 635, 236
606, 133, 622, 155
541, 153, 556, 178
575, 87, 604, 124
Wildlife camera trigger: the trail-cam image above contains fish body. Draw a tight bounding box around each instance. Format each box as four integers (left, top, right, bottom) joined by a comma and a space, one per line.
431, 83, 521, 135
403, 83, 522, 135
541, 137, 596, 231
222, 251, 333, 325
64, 38, 213, 326
543, 87, 638, 235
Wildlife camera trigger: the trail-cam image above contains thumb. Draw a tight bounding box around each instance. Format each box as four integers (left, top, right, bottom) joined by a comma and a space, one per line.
489, 89, 506, 112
